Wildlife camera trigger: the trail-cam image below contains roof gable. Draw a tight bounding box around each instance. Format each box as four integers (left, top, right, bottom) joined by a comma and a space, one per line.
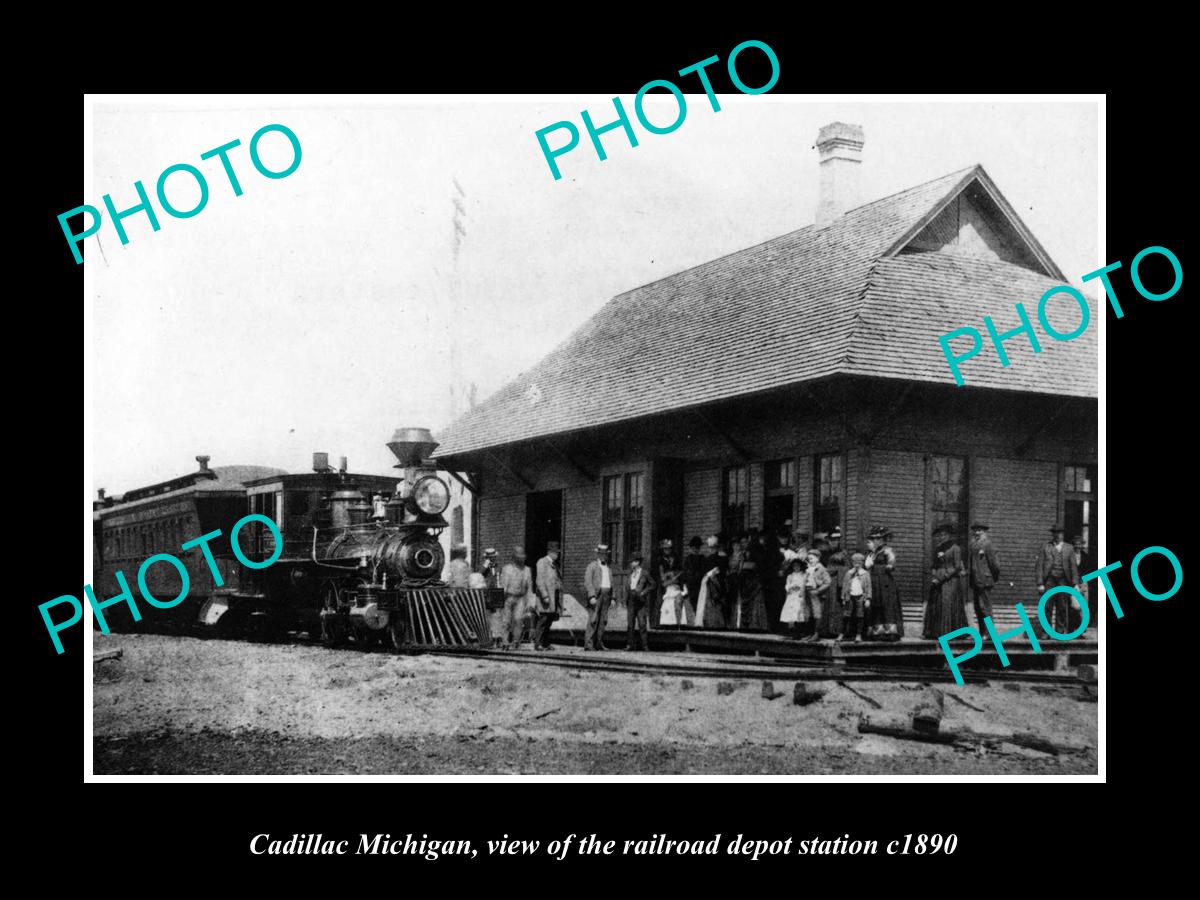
886, 168, 1064, 280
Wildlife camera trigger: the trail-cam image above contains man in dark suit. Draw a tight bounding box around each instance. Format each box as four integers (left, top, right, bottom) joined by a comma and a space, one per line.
624, 552, 656, 651
1034, 524, 1079, 637
968, 523, 1001, 629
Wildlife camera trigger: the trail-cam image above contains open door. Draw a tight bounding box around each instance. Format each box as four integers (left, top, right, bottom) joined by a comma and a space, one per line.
525, 489, 563, 590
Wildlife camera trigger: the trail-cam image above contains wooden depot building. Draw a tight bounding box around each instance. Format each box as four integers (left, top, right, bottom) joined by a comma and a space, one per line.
433, 123, 1097, 630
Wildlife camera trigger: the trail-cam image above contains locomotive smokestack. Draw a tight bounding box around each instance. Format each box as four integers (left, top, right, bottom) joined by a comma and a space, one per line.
339, 456, 348, 473
313, 451, 330, 473
196, 455, 210, 472
386, 427, 440, 468
97, 488, 106, 500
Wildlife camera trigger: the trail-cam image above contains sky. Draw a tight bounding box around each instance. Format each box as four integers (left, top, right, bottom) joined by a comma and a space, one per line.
89, 97, 1098, 494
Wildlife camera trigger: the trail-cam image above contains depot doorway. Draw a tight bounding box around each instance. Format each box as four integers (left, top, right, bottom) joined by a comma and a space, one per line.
525, 489, 563, 588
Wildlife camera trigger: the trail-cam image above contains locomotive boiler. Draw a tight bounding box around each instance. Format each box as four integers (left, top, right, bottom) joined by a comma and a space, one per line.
208, 428, 495, 649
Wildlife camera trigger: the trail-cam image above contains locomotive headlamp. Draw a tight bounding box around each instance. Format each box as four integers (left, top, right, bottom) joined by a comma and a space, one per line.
412, 475, 450, 515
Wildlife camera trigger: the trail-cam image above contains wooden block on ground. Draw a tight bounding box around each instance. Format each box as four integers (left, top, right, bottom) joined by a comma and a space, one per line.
911, 687, 945, 734
793, 683, 826, 706
717, 682, 735, 696
858, 713, 956, 744
681, 679, 694, 691
761, 681, 783, 700
1077, 664, 1098, 684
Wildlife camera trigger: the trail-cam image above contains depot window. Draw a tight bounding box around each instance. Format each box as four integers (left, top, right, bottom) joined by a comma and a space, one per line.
722, 466, 749, 537
929, 454, 969, 545
602, 471, 644, 568
814, 453, 846, 536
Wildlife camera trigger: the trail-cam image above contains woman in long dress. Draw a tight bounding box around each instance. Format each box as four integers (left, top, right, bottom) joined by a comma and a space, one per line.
737, 534, 770, 631
681, 536, 707, 627
692, 536, 727, 628
863, 527, 904, 641
922, 523, 969, 639
694, 566, 728, 629
727, 533, 746, 627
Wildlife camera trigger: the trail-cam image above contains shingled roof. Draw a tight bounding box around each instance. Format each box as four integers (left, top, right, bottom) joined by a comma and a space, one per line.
436, 165, 1095, 458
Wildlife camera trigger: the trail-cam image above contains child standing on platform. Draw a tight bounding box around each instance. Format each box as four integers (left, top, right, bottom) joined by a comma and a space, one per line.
779, 557, 808, 639
838, 552, 872, 642
802, 551, 832, 642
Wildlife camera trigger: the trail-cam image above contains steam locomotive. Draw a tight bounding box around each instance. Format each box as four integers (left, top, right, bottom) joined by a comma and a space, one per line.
203, 427, 496, 649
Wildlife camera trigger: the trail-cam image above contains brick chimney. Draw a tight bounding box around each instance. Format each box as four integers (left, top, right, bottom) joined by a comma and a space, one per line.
815, 122, 864, 227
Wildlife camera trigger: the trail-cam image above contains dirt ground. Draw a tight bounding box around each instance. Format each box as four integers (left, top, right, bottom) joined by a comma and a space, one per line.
91, 633, 1098, 775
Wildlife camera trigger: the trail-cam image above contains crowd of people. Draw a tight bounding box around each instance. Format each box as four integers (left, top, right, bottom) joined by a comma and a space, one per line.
441, 522, 1092, 651
646, 526, 905, 645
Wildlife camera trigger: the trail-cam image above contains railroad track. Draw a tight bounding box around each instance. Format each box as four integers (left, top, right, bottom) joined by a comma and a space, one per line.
108, 619, 1092, 686
414, 645, 1088, 686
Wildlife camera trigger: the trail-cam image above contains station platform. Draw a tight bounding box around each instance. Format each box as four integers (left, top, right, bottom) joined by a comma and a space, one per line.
544, 596, 1097, 672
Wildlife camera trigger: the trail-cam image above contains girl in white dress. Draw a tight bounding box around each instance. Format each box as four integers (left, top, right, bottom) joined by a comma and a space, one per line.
779, 557, 808, 638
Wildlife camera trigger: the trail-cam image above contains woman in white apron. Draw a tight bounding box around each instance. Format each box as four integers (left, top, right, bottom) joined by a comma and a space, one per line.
659, 570, 688, 627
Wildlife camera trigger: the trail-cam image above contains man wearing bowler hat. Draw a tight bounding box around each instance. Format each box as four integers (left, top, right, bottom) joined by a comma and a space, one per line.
533, 541, 563, 651
583, 544, 614, 650
1035, 524, 1079, 637
968, 523, 1002, 629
